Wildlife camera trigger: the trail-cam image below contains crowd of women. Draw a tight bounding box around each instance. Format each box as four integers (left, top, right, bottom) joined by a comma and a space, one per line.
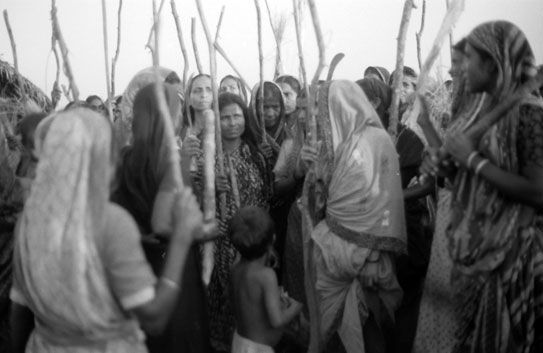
0, 19, 543, 353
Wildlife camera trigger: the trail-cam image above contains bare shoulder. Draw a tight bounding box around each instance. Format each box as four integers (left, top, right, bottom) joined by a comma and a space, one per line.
257, 266, 278, 288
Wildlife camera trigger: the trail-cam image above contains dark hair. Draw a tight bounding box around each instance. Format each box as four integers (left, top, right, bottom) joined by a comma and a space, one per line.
219, 92, 271, 191
17, 112, 47, 149
111, 82, 181, 234
453, 38, 467, 53
220, 75, 248, 103
64, 100, 92, 111
85, 95, 103, 104
357, 78, 392, 128
275, 75, 301, 96
184, 73, 212, 126
389, 66, 418, 85
230, 206, 275, 260
363, 66, 390, 83
165, 71, 182, 85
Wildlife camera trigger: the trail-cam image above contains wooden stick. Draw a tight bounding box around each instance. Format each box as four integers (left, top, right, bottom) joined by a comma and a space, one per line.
264, 0, 284, 79
201, 108, 216, 285
101, 0, 114, 121
51, 0, 80, 101
388, 0, 415, 141
214, 6, 225, 42
191, 17, 204, 74
326, 52, 345, 81
445, 0, 454, 62
306, 0, 326, 148
170, 0, 190, 87
111, 0, 123, 96
51, 42, 61, 108
145, 0, 166, 55
292, 0, 310, 103
416, 0, 426, 70
61, 83, 71, 101
254, 0, 267, 144
3, 10, 18, 73
3, 10, 25, 99
214, 42, 251, 91
195, 0, 227, 218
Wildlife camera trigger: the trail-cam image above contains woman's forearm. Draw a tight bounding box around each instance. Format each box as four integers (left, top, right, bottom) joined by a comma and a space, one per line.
477, 158, 543, 210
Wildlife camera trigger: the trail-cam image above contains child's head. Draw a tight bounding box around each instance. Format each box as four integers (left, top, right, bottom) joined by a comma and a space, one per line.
230, 206, 275, 261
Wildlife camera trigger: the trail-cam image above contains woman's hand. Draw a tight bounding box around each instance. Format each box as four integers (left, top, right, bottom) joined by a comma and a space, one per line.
260, 143, 274, 160
215, 174, 231, 194
172, 187, 204, 243
416, 93, 432, 127
419, 147, 455, 181
296, 144, 319, 175
181, 134, 201, 159
443, 131, 476, 168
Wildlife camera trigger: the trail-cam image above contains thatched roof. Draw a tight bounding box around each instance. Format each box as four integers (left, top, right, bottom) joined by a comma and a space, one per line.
0, 59, 51, 111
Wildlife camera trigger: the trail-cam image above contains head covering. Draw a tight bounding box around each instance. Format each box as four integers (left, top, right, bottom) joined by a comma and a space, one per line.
364, 66, 390, 84
311, 80, 405, 252
248, 81, 287, 156
13, 108, 133, 342
112, 82, 181, 234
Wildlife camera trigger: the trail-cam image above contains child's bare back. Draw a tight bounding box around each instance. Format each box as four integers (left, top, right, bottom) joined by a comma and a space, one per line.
229, 207, 302, 350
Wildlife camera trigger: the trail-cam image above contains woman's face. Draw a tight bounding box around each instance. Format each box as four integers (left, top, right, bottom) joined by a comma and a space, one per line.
463, 43, 495, 94
220, 103, 245, 141
400, 76, 417, 104
449, 50, 464, 80
190, 76, 212, 111
89, 98, 106, 115
220, 77, 240, 96
278, 82, 298, 115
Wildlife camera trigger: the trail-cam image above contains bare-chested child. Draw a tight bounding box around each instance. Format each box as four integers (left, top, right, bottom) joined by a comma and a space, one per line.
230, 206, 303, 353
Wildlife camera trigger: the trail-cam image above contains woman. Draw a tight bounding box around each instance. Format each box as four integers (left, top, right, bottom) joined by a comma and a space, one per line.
421, 21, 543, 352
193, 92, 271, 352
413, 38, 485, 353
10, 107, 204, 352
219, 75, 248, 104
299, 80, 406, 353
275, 75, 301, 137
248, 81, 287, 165
358, 77, 433, 353
363, 66, 390, 84
111, 82, 211, 353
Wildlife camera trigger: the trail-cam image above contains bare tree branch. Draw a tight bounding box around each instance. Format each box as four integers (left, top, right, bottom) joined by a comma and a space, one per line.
111, 0, 123, 96
416, 0, 426, 70
191, 17, 204, 74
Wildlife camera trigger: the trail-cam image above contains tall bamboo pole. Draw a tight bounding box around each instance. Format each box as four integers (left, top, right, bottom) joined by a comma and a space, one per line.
191, 17, 204, 74
51, 0, 79, 101
101, 0, 114, 121
111, 0, 123, 96
388, 0, 415, 141
254, 0, 267, 144
170, 0, 190, 87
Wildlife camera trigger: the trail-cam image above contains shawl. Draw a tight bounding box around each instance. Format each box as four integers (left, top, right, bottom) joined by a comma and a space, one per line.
13, 109, 142, 346
315, 80, 406, 253
249, 81, 287, 157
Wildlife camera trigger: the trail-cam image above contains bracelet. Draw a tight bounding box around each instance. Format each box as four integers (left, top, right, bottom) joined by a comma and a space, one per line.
466, 151, 480, 170
474, 159, 489, 176
160, 276, 180, 291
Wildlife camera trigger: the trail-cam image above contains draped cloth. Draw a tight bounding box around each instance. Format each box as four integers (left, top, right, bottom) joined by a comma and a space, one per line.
304, 81, 406, 352
446, 21, 543, 353
11, 109, 146, 352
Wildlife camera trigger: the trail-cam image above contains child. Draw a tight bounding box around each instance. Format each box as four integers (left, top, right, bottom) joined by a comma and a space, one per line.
230, 206, 303, 353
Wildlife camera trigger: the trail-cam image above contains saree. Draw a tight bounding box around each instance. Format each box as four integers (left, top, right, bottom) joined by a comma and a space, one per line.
11, 109, 147, 353
446, 21, 543, 353
192, 141, 270, 352
249, 81, 288, 165
304, 81, 406, 352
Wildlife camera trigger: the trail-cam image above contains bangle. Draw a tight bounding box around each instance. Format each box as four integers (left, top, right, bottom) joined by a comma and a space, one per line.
160, 276, 180, 291
466, 151, 479, 170
475, 159, 489, 176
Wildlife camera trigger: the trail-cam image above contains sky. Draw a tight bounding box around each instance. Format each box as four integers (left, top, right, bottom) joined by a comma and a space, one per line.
1, 0, 542, 104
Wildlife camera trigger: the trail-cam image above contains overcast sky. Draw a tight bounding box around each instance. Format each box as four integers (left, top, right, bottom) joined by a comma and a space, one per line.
1, 0, 542, 103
